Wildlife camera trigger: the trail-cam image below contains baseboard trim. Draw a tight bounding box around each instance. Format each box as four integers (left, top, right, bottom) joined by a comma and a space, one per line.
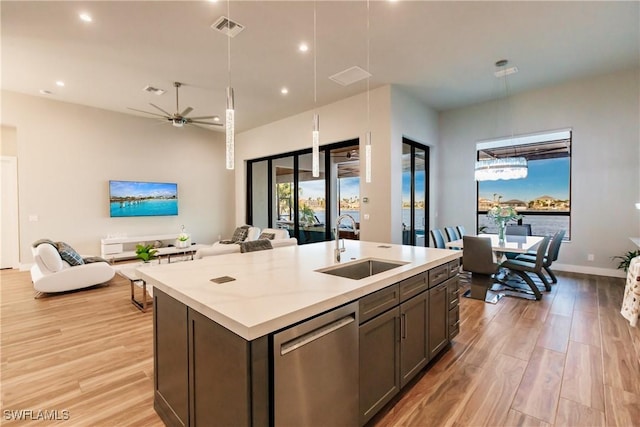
552, 263, 625, 279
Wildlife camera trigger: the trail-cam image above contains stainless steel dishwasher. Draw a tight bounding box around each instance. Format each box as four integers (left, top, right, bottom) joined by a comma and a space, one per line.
273, 301, 359, 426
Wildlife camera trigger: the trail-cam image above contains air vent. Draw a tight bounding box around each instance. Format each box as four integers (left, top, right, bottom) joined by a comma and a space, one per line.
211, 16, 245, 38
329, 66, 372, 86
142, 85, 166, 95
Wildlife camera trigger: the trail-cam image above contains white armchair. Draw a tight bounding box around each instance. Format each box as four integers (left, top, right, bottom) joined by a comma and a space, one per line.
30, 243, 115, 296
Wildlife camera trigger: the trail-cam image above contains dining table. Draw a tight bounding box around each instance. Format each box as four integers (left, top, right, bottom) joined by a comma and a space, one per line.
445, 233, 544, 259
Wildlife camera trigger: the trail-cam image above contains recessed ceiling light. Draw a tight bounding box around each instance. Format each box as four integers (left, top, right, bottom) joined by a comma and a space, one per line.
298, 43, 309, 52
56, 81, 65, 87
39, 89, 52, 95
281, 87, 289, 95
79, 13, 92, 22
213, 116, 221, 122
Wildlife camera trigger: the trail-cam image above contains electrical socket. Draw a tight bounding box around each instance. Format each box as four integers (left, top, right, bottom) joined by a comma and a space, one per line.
587, 254, 595, 261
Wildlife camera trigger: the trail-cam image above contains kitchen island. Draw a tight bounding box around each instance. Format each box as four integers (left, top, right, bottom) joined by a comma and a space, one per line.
138, 240, 461, 427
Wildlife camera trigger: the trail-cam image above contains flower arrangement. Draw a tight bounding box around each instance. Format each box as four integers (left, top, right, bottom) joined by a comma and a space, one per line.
487, 194, 522, 242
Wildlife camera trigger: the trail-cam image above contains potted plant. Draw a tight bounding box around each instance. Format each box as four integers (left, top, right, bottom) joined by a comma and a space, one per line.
135, 243, 158, 263
176, 225, 191, 248
612, 249, 640, 272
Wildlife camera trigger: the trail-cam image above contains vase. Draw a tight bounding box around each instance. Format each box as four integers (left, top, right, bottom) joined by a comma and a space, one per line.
497, 220, 506, 244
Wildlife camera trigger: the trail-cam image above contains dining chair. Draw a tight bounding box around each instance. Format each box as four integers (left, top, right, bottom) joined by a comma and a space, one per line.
456, 225, 466, 237
444, 227, 460, 242
430, 229, 446, 249
516, 229, 565, 284
462, 236, 502, 303
503, 224, 532, 259
500, 235, 552, 300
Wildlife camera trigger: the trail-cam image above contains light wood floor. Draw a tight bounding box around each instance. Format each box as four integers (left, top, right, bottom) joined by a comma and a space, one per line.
1, 269, 638, 426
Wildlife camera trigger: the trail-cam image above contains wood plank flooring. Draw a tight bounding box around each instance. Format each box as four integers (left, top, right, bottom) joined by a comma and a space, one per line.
1, 269, 638, 426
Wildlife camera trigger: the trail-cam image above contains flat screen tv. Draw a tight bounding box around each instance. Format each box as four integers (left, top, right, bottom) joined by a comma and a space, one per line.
109, 180, 178, 217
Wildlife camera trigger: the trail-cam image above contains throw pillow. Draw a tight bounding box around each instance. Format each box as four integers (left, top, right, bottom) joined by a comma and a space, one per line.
56, 242, 85, 266
258, 232, 276, 240
231, 225, 250, 243
240, 239, 273, 253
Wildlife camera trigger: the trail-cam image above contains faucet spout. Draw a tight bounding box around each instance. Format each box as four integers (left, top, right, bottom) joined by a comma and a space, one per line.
335, 214, 358, 262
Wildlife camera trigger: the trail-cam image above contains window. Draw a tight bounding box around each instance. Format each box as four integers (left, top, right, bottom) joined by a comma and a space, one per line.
476, 130, 571, 239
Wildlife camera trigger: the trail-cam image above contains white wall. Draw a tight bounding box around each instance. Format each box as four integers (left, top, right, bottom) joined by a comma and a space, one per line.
2, 91, 235, 264
439, 69, 640, 276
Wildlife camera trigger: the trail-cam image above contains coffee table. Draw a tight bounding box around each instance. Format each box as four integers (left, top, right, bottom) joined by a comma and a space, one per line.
116, 263, 153, 312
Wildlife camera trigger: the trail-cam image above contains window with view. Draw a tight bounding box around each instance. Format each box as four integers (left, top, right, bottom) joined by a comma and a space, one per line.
476, 130, 572, 239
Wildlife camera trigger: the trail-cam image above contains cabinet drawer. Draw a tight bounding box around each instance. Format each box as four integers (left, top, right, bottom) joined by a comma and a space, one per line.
428, 265, 449, 288
447, 278, 459, 310
359, 284, 400, 324
399, 273, 428, 302
448, 259, 460, 277
448, 304, 460, 340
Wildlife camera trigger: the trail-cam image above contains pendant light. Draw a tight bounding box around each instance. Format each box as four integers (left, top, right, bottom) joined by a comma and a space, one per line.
311, 1, 320, 178
474, 59, 527, 181
225, 0, 235, 170
364, 0, 372, 183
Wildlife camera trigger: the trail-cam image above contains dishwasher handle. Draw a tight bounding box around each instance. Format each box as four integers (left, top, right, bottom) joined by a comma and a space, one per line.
280, 315, 355, 356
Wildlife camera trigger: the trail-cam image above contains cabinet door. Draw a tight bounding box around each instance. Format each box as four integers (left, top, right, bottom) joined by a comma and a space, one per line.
359, 307, 400, 426
400, 292, 428, 388
188, 308, 252, 427
154, 289, 189, 427
428, 281, 449, 359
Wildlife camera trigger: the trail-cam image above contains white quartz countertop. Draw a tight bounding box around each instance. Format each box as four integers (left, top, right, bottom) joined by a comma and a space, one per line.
137, 240, 461, 341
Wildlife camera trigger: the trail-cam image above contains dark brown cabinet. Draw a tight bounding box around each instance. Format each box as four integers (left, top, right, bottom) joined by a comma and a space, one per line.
154, 289, 268, 427
400, 291, 428, 387
428, 280, 449, 358
359, 306, 401, 426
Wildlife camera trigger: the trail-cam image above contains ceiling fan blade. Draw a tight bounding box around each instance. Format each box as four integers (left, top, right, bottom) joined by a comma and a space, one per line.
180, 107, 193, 117
188, 115, 218, 120
189, 120, 223, 126
149, 103, 173, 117
127, 107, 168, 118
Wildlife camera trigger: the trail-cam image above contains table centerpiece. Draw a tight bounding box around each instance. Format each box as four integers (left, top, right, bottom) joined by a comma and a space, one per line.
487, 194, 522, 243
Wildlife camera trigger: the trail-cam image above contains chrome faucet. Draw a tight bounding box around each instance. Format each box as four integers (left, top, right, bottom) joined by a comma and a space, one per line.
335, 214, 359, 262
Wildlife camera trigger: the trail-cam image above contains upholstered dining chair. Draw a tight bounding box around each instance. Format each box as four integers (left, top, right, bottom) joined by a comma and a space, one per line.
456, 225, 466, 238
444, 226, 460, 242
500, 235, 551, 300
516, 229, 565, 284
462, 236, 501, 303
504, 224, 532, 259
430, 229, 447, 249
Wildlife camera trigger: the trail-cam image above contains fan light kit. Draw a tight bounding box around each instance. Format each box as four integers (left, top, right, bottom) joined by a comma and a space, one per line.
128, 82, 221, 128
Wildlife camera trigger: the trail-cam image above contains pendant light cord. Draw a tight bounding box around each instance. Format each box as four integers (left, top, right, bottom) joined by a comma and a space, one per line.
366, 0, 370, 129
313, 0, 317, 107
227, 0, 231, 88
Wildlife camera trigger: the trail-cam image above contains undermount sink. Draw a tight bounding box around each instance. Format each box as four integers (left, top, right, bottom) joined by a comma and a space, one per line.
316, 258, 407, 280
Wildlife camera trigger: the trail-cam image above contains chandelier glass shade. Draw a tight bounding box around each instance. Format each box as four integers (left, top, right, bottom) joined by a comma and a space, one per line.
474, 157, 528, 181
225, 87, 235, 170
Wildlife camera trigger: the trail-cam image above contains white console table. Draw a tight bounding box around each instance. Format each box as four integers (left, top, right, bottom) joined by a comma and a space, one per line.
101, 234, 208, 263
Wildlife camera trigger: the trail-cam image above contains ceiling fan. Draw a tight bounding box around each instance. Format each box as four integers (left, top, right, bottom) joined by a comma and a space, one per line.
128, 82, 222, 128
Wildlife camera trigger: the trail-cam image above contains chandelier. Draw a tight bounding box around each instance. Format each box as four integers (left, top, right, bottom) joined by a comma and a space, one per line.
475, 59, 528, 182
474, 157, 527, 181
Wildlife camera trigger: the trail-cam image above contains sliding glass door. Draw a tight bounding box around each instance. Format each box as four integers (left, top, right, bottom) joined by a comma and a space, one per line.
402, 139, 430, 246
247, 139, 359, 245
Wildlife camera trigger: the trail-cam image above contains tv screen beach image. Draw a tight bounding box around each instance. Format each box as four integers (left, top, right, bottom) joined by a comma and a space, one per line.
109, 180, 178, 217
